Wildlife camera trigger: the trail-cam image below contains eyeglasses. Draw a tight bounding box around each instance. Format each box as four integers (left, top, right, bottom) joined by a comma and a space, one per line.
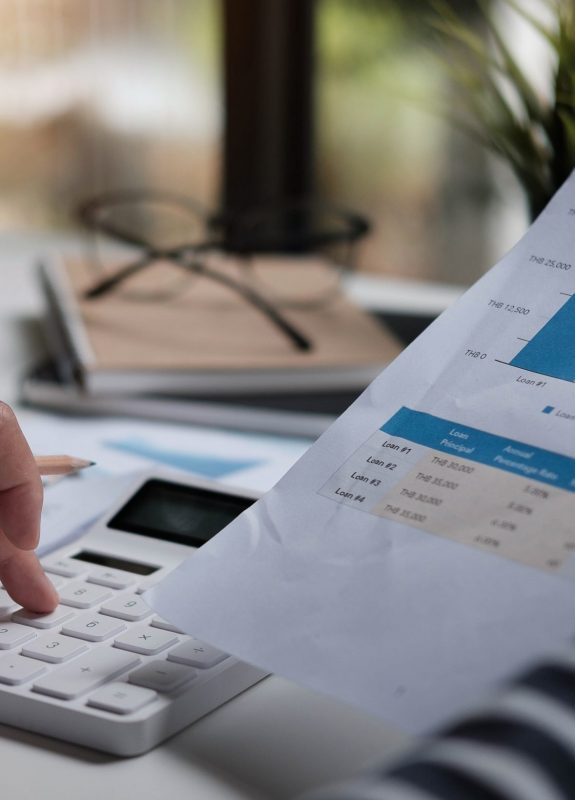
77, 190, 371, 352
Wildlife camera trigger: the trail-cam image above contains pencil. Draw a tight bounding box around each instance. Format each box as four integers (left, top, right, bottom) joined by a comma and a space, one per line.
34, 455, 96, 476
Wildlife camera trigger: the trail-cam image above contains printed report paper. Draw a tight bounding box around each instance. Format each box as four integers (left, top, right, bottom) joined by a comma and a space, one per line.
149, 175, 575, 733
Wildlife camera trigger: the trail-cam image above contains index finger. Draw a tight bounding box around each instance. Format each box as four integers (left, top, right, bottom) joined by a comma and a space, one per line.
0, 402, 43, 550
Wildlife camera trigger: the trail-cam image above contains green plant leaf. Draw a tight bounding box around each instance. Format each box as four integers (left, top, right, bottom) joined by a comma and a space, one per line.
428, 0, 570, 215
500, 0, 559, 48
477, 0, 546, 125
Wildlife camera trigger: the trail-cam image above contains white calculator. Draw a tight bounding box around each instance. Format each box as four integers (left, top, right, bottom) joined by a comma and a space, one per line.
0, 471, 267, 756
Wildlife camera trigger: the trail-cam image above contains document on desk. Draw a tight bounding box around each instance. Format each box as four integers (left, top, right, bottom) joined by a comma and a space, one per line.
149, 174, 575, 733
20, 411, 310, 555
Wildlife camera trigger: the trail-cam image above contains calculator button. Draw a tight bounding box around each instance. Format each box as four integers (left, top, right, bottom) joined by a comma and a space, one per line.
33, 649, 140, 700
61, 614, 126, 643
87, 569, 135, 590
167, 640, 228, 669
22, 634, 88, 664
129, 660, 197, 693
0, 590, 19, 616
12, 606, 75, 629
0, 623, 36, 650
0, 655, 47, 685
42, 558, 89, 579
58, 582, 113, 609
87, 682, 157, 715
99, 595, 153, 622
150, 616, 185, 634
113, 627, 179, 656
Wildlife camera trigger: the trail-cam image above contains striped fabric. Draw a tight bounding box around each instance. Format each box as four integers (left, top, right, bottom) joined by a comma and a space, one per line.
302, 652, 575, 800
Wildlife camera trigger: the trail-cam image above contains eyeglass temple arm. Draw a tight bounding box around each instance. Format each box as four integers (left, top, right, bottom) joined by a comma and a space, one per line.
182, 258, 312, 352
82, 241, 217, 300
83, 254, 152, 299
82, 250, 312, 352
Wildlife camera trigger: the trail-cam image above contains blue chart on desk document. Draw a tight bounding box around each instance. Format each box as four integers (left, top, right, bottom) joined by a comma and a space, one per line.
149, 172, 575, 732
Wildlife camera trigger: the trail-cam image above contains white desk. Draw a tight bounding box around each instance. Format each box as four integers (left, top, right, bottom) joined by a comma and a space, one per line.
0, 233, 409, 800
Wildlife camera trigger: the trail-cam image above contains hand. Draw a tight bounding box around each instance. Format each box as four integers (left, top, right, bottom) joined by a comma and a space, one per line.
0, 403, 58, 612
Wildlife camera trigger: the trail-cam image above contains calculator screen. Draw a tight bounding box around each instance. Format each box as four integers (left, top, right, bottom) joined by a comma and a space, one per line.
107, 478, 255, 547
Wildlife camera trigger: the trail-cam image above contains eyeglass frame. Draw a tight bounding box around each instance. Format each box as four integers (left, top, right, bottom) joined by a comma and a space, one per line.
77, 190, 371, 353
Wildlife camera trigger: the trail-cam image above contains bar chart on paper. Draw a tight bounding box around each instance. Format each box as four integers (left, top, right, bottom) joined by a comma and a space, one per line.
320, 408, 575, 575
509, 293, 575, 382
318, 242, 575, 578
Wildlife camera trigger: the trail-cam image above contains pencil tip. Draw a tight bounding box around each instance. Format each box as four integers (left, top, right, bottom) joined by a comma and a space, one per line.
75, 457, 96, 470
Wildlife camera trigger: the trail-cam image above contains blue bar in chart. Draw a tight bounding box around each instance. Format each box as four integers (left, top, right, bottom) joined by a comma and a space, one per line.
104, 437, 261, 477
510, 294, 575, 381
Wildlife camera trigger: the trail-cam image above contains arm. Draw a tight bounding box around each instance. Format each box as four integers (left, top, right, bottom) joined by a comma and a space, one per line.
301, 655, 575, 800
0, 403, 58, 612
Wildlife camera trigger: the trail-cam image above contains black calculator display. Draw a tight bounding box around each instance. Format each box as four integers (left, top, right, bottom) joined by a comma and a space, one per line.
107, 478, 255, 547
